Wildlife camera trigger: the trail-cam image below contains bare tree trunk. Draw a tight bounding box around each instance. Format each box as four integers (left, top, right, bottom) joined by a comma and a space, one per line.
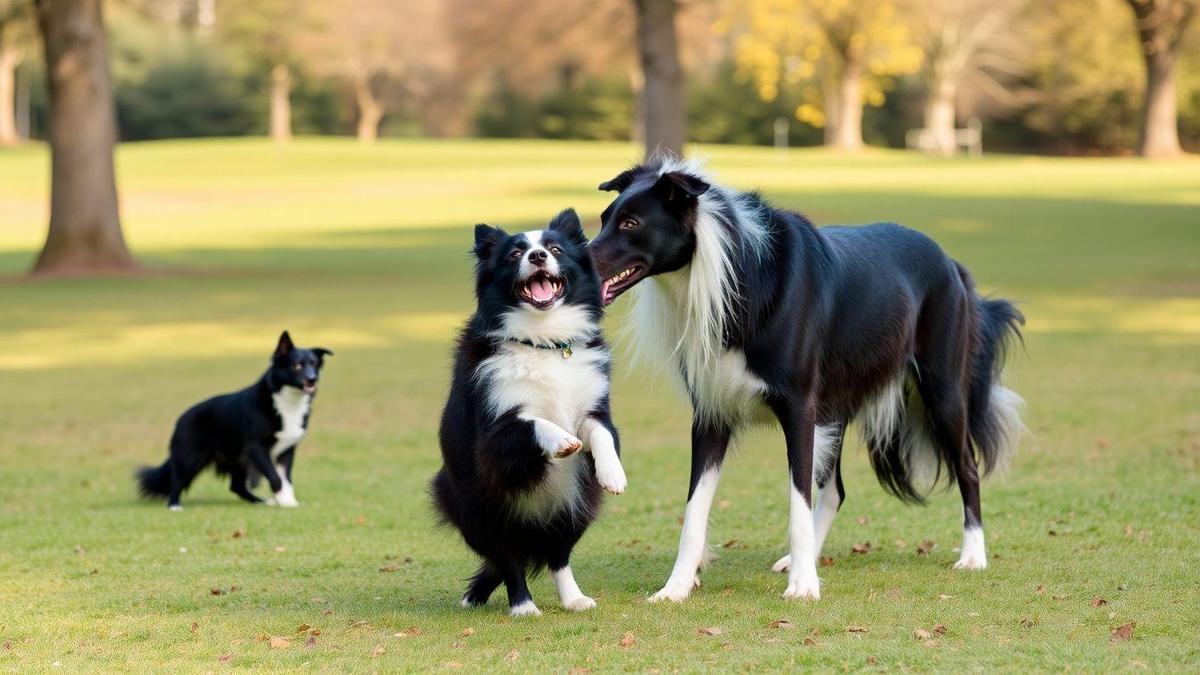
269, 62, 292, 143
830, 58, 863, 152
0, 41, 20, 146
821, 67, 840, 146
634, 0, 685, 158
353, 77, 383, 143
923, 75, 957, 156
1139, 48, 1181, 157
32, 0, 134, 276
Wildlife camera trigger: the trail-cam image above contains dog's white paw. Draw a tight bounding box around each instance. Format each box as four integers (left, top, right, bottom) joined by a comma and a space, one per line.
535, 420, 582, 458
168, 504, 183, 512
782, 575, 821, 601
953, 556, 987, 570
771, 554, 791, 573
273, 492, 300, 508
595, 457, 627, 495
509, 600, 542, 617
648, 576, 700, 603
562, 596, 597, 612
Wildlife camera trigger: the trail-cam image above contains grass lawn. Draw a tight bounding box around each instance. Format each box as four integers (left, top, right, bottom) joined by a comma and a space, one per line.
1, 138, 1198, 671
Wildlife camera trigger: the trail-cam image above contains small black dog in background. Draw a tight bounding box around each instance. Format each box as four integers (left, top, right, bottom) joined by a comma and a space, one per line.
137, 331, 332, 510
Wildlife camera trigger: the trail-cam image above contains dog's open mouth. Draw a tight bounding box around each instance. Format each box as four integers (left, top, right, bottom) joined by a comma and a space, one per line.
601, 265, 644, 306
519, 270, 565, 309
303, 383, 317, 394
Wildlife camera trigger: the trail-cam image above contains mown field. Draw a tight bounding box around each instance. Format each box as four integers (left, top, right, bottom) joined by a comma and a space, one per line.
1, 138, 1198, 671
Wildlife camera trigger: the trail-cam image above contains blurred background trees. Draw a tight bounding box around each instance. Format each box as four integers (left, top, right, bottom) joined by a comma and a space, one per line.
5, 0, 1200, 157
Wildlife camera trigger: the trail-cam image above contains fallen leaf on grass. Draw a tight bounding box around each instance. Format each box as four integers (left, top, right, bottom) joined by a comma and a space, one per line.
269, 636, 291, 650
1124, 524, 1134, 536
74, 544, 85, 554
304, 636, 317, 647
210, 588, 224, 596
923, 640, 940, 648
769, 619, 794, 629
916, 540, 935, 555
934, 625, 947, 635
1091, 596, 1108, 607
395, 627, 423, 637
190, 622, 199, 634
894, 539, 908, 549
914, 629, 931, 640
232, 527, 246, 539
856, 516, 869, 525
619, 632, 635, 647
322, 609, 333, 616
461, 627, 475, 637
937, 593, 954, 600
1035, 584, 1046, 595
309, 629, 321, 637
505, 649, 519, 661
847, 626, 868, 633
1110, 622, 1135, 643
717, 499, 731, 510
802, 637, 817, 646
722, 539, 745, 549
698, 626, 722, 636
218, 654, 232, 663
350, 619, 371, 628
819, 556, 835, 567
379, 563, 403, 573
296, 623, 311, 633
1019, 617, 1037, 628
370, 645, 386, 657
274, 546, 286, 553
851, 542, 871, 555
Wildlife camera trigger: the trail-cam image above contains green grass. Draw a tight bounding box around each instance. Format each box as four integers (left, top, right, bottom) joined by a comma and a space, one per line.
1, 138, 1199, 671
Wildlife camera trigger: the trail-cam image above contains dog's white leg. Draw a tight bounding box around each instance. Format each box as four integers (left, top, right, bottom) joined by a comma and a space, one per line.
774, 425, 840, 572
954, 517, 988, 570
524, 415, 582, 458
273, 463, 299, 508
509, 599, 542, 617
813, 482, 841, 556
650, 467, 720, 603
782, 481, 820, 600
551, 566, 596, 611
580, 418, 626, 494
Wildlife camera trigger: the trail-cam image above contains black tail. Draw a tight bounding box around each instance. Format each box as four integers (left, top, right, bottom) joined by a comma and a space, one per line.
967, 296, 1025, 476
136, 461, 172, 499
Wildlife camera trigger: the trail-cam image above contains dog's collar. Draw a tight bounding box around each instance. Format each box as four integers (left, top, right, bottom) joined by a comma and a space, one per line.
506, 337, 574, 359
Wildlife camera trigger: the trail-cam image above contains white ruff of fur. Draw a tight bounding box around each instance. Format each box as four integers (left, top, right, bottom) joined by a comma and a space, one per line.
494, 304, 597, 348
629, 157, 769, 425
270, 386, 310, 460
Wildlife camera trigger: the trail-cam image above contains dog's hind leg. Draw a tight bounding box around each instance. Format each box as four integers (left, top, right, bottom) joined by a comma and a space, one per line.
461, 562, 503, 608
497, 559, 539, 617
228, 466, 263, 504
649, 421, 731, 603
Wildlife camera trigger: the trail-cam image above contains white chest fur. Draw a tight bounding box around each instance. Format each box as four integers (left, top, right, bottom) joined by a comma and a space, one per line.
477, 343, 609, 436
271, 387, 311, 460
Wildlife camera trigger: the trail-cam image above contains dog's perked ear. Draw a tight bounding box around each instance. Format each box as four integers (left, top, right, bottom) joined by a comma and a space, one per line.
274, 331, 295, 360
653, 171, 710, 203
312, 347, 334, 363
548, 208, 587, 246
473, 223, 507, 261
598, 168, 638, 193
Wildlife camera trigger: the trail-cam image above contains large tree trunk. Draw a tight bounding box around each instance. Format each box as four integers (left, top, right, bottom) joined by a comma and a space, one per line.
0, 41, 20, 146
353, 77, 383, 143
1138, 47, 1181, 157
634, 0, 685, 158
269, 62, 292, 143
32, 0, 134, 276
923, 75, 957, 157
829, 58, 863, 152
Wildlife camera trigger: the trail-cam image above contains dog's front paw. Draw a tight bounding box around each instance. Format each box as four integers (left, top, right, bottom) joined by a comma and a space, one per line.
771, 554, 791, 573
782, 572, 821, 600
594, 456, 627, 495
562, 595, 597, 612
534, 420, 582, 458
648, 575, 700, 603
509, 600, 542, 617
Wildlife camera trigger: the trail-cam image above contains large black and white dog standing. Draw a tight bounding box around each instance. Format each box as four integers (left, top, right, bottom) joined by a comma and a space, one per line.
137, 331, 332, 510
432, 209, 627, 617
589, 157, 1023, 601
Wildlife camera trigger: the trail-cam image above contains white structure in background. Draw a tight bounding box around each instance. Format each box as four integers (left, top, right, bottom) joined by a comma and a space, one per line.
906, 118, 983, 157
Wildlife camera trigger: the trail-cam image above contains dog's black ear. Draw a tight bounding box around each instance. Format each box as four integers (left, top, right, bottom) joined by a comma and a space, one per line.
274, 331, 294, 360
598, 168, 638, 193
548, 208, 587, 246
473, 223, 507, 260
312, 347, 334, 362
654, 171, 710, 202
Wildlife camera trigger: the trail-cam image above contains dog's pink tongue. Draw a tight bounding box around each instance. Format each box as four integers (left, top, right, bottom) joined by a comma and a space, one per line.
530, 278, 556, 302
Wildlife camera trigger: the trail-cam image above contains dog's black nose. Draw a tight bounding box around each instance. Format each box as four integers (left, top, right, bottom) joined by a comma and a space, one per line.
528, 250, 548, 266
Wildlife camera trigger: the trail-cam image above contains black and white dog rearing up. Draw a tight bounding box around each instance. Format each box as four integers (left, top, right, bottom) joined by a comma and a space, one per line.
137, 331, 332, 510
589, 157, 1024, 601
432, 209, 627, 617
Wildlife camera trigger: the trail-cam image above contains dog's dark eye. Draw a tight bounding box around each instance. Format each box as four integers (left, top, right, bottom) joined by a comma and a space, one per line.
619, 219, 639, 231
548, 244, 563, 255
509, 248, 523, 261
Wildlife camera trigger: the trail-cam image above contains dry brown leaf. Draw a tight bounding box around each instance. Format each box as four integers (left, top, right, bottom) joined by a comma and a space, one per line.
894, 539, 908, 549
355, 515, 367, 525
851, 542, 871, 555
937, 593, 954, 600
304, 636, 317, 647
768, 619, 794, 629
395, 627, 423, 637
322, 609, 333, 616
218, 653, 233, 663
269, 636, 290, 650
1019, 617, 1037, 628
619, 632, 635, 647
916, 540, 935, 555
802, 636, 816, 646
210, 588, 224, 596
296, 623, 311, 633
717, 499, 731, 510
1090, 596, 1108, 608
254, 633, 269, 642
819, 556, 835, 567
856, 516, 869, 525
1124, 524, 1134, 536
232, 527, 246, 539
461, 627, 475, 637
698, 626, 722, 636
923, 639, 940, 648
1034, 584, 1046, 595
440, 662, 464, 670
370, 644, 386, 657
1110, 622, 1135, 642
847, 626, 868, 633
914, 629, 931, 640
310, 629, 321, 637
379, 563, 403, 573
190, 622, 199, 634
722, 539, 745, 549
350, 619, 371, 628
933, 624, 947, 635
274, 546, 286, 553
505, 649, 519, 661
73, 544, 85, 554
